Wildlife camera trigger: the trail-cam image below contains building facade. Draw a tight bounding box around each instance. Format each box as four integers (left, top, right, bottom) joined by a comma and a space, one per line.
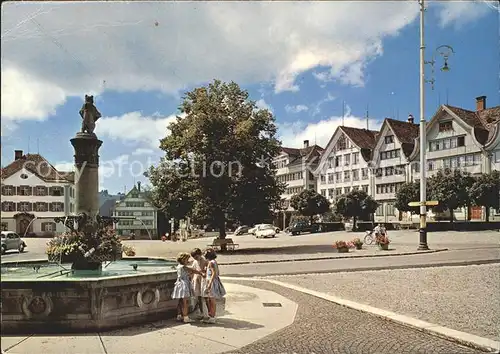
371, 117, 419, 222
273, 140, 323, 211
1, 150, 75, 236
309, 95, 500, 224
405, 96, 500, 221
113, 182, 158, 239
316, 126, 378, 205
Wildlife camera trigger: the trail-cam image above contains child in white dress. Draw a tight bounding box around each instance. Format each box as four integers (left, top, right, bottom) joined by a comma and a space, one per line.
171, 252, 203, 323
190, 248, 208, 319
201, 248, 226, 324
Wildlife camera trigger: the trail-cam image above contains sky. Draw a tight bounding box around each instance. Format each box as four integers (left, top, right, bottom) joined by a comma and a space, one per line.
1, 1, 499, 194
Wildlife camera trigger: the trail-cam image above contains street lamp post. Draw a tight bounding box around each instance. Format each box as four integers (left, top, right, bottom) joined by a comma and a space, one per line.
418, 0, 428, 250
418, 0, 454, 250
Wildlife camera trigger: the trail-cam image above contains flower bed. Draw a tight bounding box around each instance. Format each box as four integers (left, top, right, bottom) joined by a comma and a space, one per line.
351, 238, 363, 250
333, 240, 350, 253
375, 234, 390, 250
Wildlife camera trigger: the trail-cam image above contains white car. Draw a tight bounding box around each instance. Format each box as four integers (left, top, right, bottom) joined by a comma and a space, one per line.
1, 231, 27, 254
250, 224, 280, 235
254, 224, 277, 238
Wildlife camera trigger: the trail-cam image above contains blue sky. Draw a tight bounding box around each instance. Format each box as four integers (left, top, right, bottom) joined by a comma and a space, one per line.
1, 1, 498, 193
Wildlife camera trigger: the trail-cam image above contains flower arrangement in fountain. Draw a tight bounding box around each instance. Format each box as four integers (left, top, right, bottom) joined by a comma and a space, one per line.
122, 244, 136, 257
46, 226, 123, 263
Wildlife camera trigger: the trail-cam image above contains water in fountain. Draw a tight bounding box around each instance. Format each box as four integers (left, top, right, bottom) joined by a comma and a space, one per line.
2, 258, 176, 280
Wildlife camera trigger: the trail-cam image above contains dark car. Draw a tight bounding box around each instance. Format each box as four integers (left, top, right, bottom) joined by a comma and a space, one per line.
288, 221, 317, 235
234, 225, 251, 236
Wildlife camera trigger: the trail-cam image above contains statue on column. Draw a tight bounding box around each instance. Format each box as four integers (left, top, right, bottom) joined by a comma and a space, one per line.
79, 95, 101, 134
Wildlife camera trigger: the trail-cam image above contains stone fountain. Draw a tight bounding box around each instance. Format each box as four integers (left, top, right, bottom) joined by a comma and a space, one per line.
1, 96, 180, 334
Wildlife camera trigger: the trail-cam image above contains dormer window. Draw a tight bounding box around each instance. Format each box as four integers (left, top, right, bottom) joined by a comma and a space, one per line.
439, 121, 453, 132
384, 135, 394, 144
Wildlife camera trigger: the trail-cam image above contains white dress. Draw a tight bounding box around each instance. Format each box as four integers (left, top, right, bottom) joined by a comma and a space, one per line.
191, 259, 202, 297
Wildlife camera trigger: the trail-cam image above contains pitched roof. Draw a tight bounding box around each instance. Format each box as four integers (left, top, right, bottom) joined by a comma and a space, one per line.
444, 104, 500, 145
386, 118, 419, 144
280, 144, 324, 166
1, 153, 73, 183
339, 126, 378, 149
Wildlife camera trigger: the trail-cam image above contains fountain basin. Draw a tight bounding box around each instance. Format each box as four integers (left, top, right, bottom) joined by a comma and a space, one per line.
1, 258, 183, 334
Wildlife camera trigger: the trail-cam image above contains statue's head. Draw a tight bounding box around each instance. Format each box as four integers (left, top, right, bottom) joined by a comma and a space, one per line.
84, 95, 94, 104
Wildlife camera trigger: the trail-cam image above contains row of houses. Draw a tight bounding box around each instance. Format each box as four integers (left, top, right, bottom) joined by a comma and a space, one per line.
274, 96, 500, 223
0, 151, 158, 237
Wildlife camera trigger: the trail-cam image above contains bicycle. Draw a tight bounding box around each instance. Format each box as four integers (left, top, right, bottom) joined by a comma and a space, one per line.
364, 230, 376, 245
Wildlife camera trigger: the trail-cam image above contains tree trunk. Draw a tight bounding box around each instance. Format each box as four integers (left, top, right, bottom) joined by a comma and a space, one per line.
486, 207, 490, 222
310, 215, 314, 225
449, 210, 454, 223
353, 216, 357, 231
217, 211, 227, 252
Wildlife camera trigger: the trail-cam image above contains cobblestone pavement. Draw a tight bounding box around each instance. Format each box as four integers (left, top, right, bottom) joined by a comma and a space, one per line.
223, 280, 483, 354
268, 264, 500, 341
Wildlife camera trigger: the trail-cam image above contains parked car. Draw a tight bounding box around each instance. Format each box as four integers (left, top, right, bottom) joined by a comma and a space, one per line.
250, 224, 280, 235
234, 225, 251, 236
288, 221, 317, 235
1, 231, 27, 254
254, 224, 277, 238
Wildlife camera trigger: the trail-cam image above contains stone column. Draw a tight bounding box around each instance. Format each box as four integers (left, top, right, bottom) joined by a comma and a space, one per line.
70, 132, 103, 219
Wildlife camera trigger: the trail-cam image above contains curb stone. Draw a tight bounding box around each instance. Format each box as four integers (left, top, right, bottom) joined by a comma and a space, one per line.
222, 277, 500, 353
217, 248, 448, 265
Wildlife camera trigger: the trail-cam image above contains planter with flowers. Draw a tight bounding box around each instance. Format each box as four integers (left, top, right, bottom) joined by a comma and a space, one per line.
46, 227, 122, 271
333, 240, 350, 253
352, 238, 363, 250
122, 244, 136, 257
376, 235, 390, 250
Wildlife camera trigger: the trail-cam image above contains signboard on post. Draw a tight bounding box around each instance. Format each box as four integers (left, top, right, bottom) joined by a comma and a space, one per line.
408, 201, 439, 207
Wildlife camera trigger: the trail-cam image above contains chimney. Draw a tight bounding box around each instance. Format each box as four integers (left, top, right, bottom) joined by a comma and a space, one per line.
476, 96, 486, 111
14, 150, 23, 160
407, 114, 414, 124
303, 140, 309, 148
137, 181, 141, 191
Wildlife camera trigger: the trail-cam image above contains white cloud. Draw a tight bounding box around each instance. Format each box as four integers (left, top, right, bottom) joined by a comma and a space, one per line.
278, 108, 381, 149
312, 93, 337, 116
255, 98, 273, 113
1, 2, 421, 120
97, 111, 179, 148
436, 1, 495, 29
285, 104, 309, 114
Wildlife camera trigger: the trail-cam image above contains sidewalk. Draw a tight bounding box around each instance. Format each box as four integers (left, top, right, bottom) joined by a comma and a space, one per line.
1, 283, 297, 354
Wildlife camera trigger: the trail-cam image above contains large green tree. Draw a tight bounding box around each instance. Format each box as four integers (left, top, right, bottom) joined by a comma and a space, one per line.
394, 182, 420, 215
469, 171, 500, 222
290, 189, 330, 224
428, 168, 474, 222
147, 80, 284, 241
334, 190, 378, 231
